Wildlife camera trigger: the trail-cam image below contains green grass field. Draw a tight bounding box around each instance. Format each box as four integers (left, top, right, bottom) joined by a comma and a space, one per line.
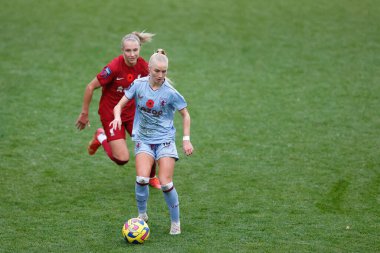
1, 0, 379, 252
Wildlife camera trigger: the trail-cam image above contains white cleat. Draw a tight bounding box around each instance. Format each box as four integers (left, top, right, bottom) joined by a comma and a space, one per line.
138, 213, 149, 222
170, 222, 181, 235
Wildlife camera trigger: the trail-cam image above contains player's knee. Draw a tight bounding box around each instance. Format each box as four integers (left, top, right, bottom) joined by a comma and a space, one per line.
112, 152, 129, 165
136, 176, 150, 186
161, 182, 174, 192
113, 157, 129, 166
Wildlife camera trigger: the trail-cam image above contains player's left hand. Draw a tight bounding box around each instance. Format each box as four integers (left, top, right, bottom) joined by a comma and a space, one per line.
183, 140, 193, 156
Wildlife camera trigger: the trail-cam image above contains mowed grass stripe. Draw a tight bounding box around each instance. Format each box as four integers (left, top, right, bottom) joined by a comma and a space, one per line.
1, 0, 379, 252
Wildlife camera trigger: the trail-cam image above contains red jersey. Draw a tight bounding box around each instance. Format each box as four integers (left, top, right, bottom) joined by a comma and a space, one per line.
96, 56, 149, 122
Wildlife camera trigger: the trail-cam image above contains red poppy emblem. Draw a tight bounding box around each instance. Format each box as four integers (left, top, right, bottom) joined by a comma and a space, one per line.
127, 74, 134, 82
146, 99, 154, 108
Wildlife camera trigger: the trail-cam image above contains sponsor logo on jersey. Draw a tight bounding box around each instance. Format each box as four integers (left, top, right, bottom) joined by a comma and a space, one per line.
116, 77, 124, 81
139, 106, 163, 117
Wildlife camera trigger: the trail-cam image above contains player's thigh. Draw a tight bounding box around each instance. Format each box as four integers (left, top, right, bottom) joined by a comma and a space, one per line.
108, 139, 130, 160
101, 119, 129, 159
157, 157, 176, 185
136, 153, 155, 177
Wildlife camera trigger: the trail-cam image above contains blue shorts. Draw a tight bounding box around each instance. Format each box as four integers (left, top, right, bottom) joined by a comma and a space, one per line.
134, 141, 179, 161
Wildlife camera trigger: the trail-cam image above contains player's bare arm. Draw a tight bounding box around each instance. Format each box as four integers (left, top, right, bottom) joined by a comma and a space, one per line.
179, 108, 193, 156
75, 77, 101, 130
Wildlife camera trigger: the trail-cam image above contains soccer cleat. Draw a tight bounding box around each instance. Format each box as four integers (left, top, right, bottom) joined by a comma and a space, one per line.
138, 213, 149, 223
149, 177, 161, 189
87, 128, 105, 155
170, 222, 181, 235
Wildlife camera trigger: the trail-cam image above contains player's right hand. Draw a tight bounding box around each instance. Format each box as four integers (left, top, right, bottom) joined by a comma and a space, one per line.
109, 117, 122, 131
75, 112, 90, 130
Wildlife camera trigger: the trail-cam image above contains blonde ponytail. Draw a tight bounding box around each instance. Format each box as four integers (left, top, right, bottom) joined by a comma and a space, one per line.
132, 31, 155, 44
121, 31, 155, 48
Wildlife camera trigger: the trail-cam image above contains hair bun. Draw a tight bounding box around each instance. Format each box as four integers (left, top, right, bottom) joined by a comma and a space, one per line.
156, 48, 166, 55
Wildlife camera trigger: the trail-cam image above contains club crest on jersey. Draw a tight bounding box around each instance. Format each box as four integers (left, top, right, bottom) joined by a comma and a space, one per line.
160, 98, 167, 107
100, 66, 111, 78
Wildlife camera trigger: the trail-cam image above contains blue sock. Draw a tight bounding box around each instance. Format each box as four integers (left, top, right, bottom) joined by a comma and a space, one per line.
135, 182, 149, 214
162, 182, 180, 223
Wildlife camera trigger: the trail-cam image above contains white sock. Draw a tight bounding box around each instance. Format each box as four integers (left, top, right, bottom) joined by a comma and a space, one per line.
97, 133, 107, 143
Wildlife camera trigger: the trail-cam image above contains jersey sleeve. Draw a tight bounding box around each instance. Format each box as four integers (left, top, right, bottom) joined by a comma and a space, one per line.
171, 90, 187, 111
96, 58, 118, 86
124, 80, 137, 100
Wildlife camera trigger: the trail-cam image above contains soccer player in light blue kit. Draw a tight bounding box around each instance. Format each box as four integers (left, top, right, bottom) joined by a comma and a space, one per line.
110, 49, 193, 235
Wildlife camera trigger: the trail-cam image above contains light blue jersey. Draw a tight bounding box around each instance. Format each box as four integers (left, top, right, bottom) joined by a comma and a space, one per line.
124, 76, 187, 144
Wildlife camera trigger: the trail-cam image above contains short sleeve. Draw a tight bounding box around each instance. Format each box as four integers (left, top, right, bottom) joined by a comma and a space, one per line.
124, 80, 137, 100
171, 91, 187, 111
96, 59, 118, 86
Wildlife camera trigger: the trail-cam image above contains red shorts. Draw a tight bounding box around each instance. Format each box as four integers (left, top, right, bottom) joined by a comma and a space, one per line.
101, 118, 133, 142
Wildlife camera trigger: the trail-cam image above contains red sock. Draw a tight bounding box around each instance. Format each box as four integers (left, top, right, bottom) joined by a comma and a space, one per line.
100, 140, 113, 159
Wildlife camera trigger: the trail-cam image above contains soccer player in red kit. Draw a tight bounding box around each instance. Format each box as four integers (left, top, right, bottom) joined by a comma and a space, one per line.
75, 31, 160, 189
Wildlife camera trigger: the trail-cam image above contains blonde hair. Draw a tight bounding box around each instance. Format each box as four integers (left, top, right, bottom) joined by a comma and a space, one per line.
149, 49, 173, 84
149, 49, 168, 68
121, 31, 155, 48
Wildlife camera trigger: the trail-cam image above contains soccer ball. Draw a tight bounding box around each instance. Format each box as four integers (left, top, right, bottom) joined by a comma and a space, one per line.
122, 218, 150, 244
